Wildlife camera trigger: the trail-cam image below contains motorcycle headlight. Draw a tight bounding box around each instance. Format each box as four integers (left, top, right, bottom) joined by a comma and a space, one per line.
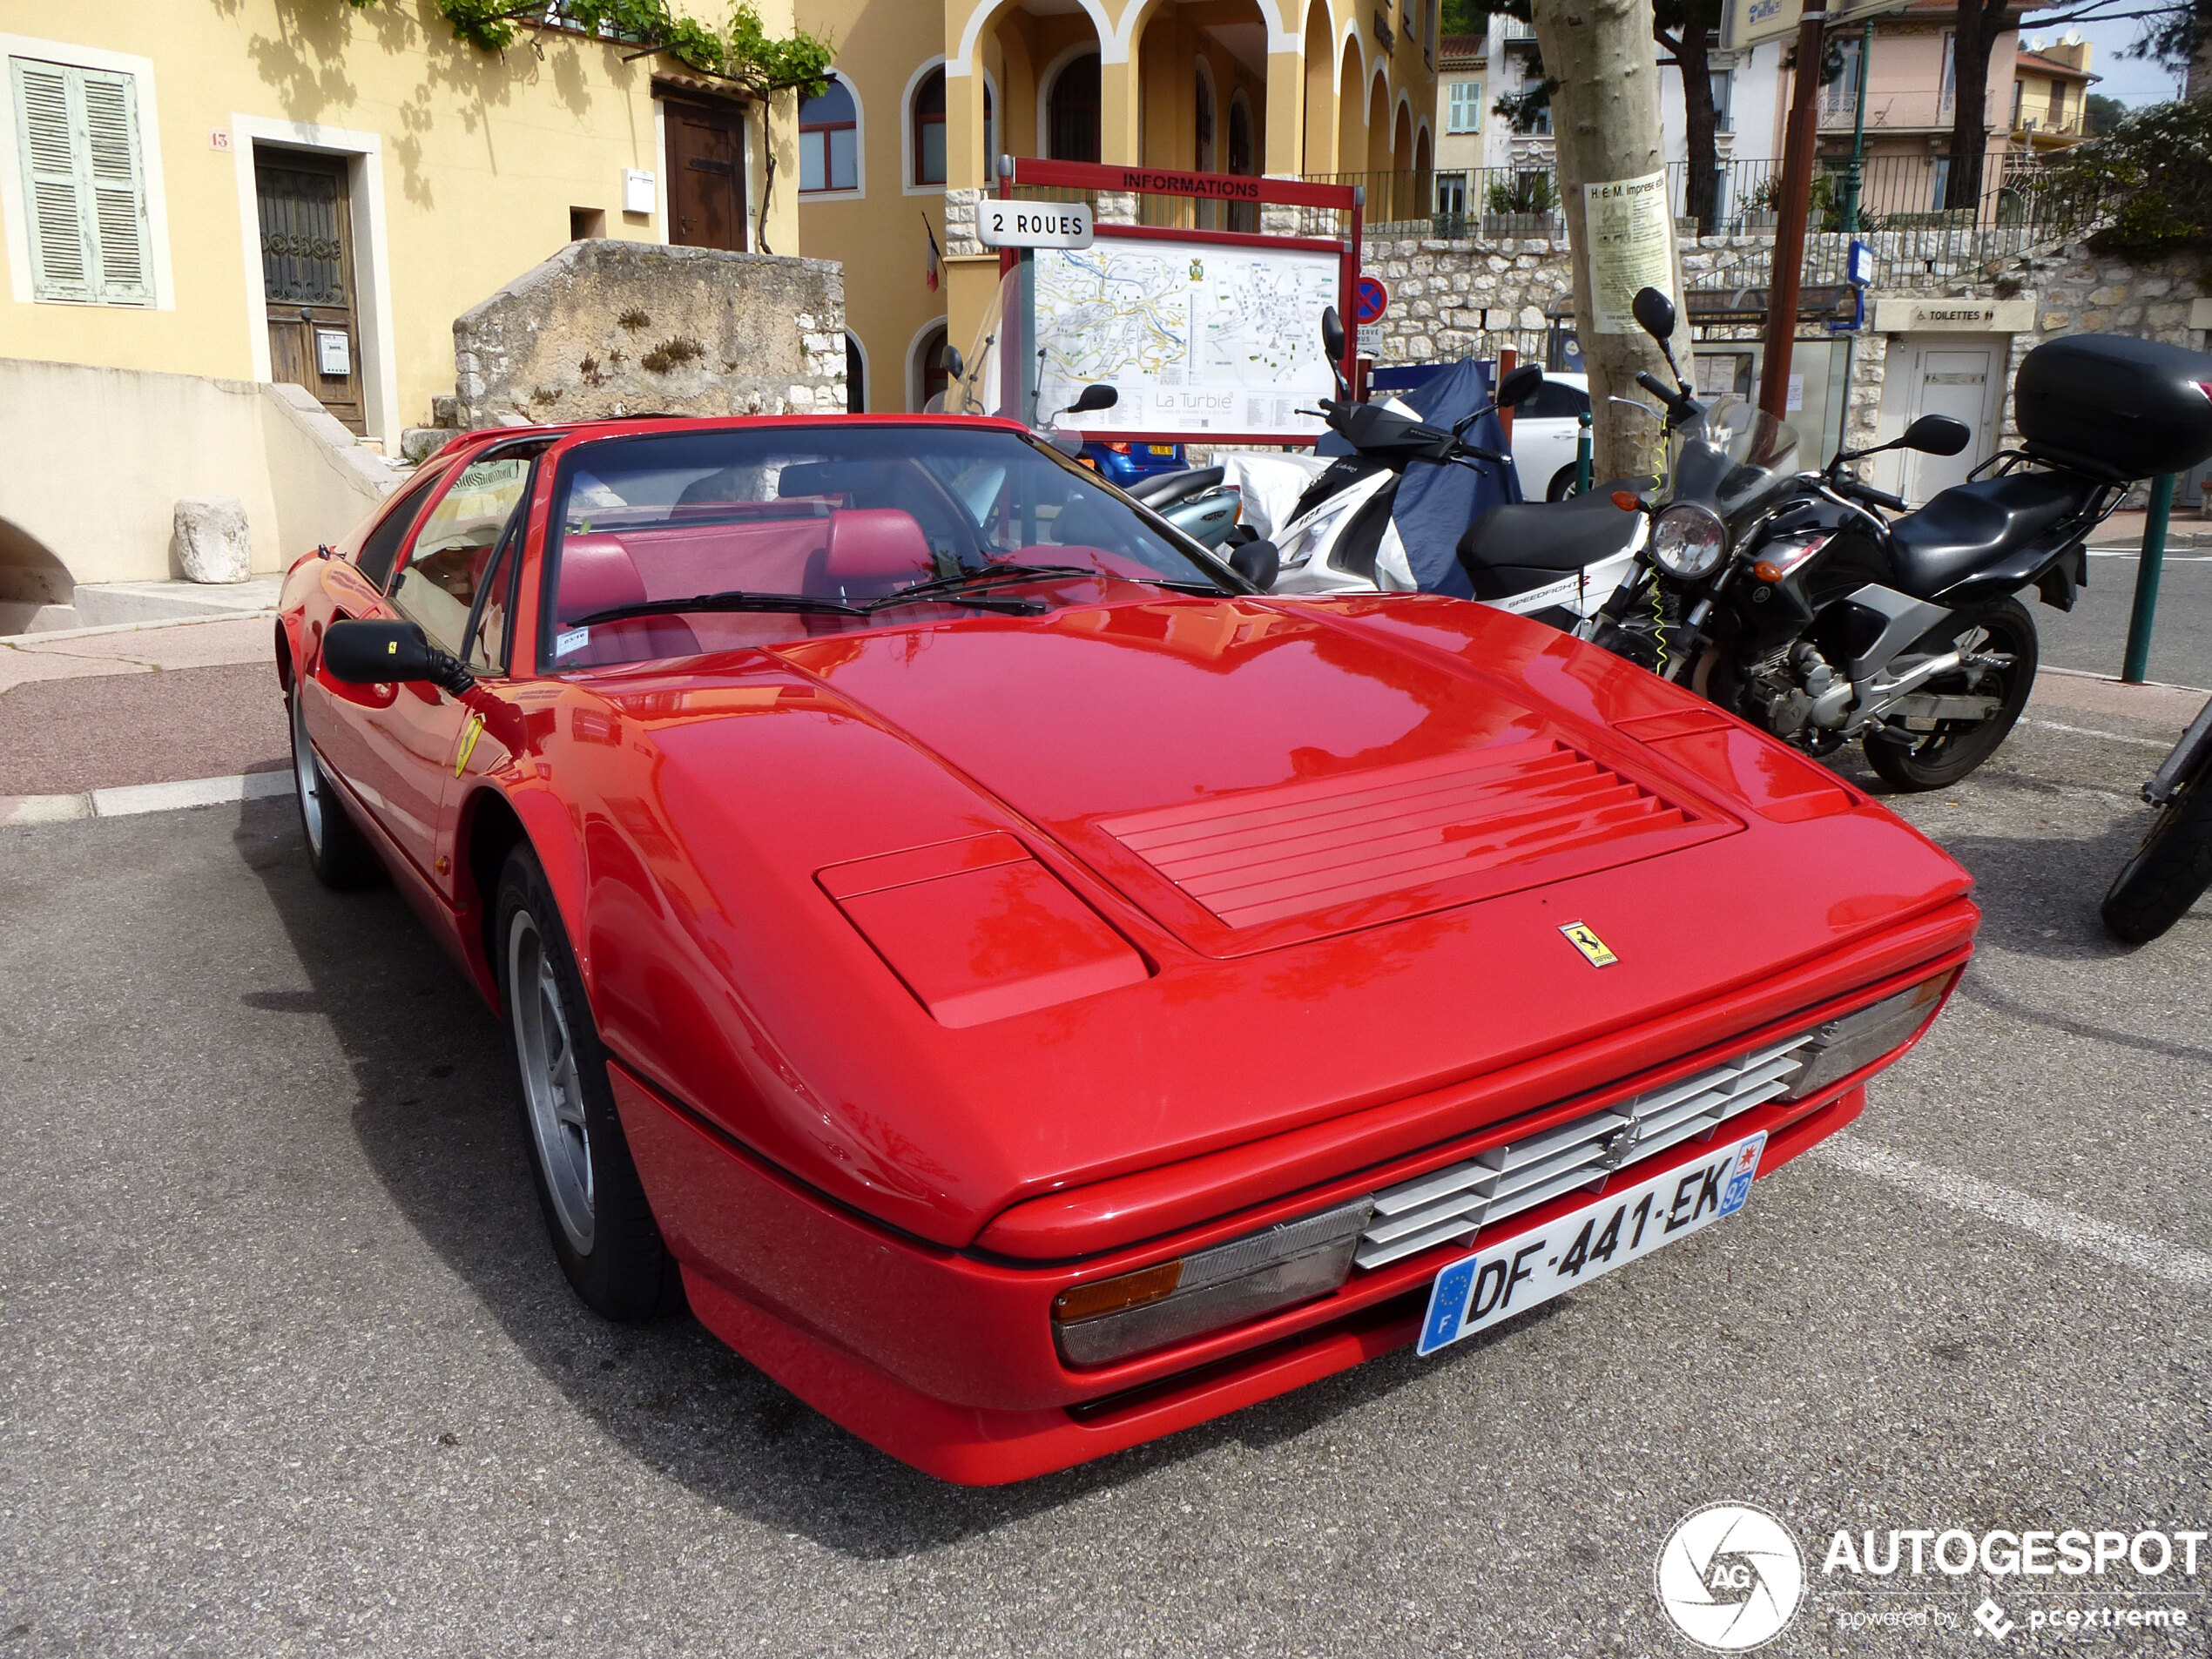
1650, 502, 1728, 580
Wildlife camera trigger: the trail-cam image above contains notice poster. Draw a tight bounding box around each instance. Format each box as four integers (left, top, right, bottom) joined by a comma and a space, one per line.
1583, 172, 1675, 334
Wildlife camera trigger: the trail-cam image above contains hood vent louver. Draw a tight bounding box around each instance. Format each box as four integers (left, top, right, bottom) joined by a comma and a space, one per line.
1100, 738, 1689, 932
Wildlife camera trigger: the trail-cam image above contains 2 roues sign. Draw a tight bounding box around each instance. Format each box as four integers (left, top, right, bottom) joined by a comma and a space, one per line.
977, 200, 1095, 250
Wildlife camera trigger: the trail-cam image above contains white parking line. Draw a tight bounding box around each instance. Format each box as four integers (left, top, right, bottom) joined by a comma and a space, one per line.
2023, 718, 2176, 751
1808, 1136, 2212, 1293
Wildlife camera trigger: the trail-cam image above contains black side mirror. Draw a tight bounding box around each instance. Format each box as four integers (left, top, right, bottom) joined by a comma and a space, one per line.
1497, 363, 1546, 408
1069, 382, 1118, 415
1631, 287, 1677, 343
1229, 538, 1279, 591
1903, 414, 1971, 456
1320, 306, 1346, 364
322, 618, 473, 694
944, 345, 966, 382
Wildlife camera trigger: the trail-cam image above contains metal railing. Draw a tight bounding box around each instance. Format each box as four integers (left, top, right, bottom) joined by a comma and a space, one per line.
1326, 150, 2106, 258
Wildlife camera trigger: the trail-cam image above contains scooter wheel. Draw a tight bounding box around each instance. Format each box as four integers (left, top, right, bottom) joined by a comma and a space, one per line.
2101, 767, 2212, 943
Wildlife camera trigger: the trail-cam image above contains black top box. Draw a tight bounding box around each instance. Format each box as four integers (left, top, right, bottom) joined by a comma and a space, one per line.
2014, 332, 2212, 482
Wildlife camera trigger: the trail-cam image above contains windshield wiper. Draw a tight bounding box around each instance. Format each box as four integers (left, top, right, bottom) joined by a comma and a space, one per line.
571, 590, 867, 627
885, 563, 1103, 603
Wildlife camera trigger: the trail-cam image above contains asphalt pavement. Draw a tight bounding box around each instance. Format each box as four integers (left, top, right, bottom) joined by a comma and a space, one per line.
3, 678, 2209, 1656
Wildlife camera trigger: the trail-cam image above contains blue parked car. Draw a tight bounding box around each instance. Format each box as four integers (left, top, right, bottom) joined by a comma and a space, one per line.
1083, 440, 1186, 485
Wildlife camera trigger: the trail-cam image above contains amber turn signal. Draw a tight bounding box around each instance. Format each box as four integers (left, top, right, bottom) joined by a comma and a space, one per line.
1610, 490, 1643, 512
1051, 1260, 1184, 1324
1752, 560, 1785, 583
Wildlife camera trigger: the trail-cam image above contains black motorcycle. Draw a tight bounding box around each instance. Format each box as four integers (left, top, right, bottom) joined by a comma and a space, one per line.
1590, 287, 2212, 790
2101, 694, 2212, 941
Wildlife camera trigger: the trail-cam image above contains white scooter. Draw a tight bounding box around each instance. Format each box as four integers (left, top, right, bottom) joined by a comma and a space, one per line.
1261, 307, 1647, 630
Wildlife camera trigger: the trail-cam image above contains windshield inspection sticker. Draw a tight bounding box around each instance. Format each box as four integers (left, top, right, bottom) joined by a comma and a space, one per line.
556, 626, 589, 657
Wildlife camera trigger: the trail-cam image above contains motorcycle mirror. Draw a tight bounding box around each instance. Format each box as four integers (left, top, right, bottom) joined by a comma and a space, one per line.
1066, 382, 1118, 415
323, 618, 438, 684
1902, 414, 1971, 457
1631, 287, 1677, 343
1496, 363, 1546, 408
944, 345, 966, 382
1229, 538, 1279, 591
1320, 306, 1346, 363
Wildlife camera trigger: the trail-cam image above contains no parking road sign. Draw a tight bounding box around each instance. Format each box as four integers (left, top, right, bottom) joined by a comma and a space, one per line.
1353, 275, 1390, 326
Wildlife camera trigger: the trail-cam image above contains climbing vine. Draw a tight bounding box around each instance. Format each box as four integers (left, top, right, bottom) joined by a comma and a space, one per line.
347, 1, 833, 100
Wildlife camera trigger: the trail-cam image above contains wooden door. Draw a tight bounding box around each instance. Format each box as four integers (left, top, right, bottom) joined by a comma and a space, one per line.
255, 148, 365, 434
664, 101, 746, 251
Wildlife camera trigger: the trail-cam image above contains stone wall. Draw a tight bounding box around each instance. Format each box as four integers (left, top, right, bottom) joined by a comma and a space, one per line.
1359, 224, 2212, 465
450, 239, 846, 429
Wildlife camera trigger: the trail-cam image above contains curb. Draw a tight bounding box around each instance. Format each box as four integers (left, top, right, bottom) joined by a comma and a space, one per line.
0, 770, 290, 828
0, 607, 278, 649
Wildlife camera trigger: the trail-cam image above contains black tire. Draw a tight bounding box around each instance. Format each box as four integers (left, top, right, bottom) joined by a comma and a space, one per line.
1864, 597, 2038, 792
2101, 768, 2212, 943
495, 845, 678, 1320
1546, 463, 1579, 502
288, 680, 382, 890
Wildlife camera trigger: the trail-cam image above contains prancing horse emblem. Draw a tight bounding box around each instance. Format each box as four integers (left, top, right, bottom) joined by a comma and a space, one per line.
1559, 921, 1619, 968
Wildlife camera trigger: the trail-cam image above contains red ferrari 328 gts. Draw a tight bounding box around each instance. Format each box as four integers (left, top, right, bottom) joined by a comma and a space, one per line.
278, 414, 1976, 1483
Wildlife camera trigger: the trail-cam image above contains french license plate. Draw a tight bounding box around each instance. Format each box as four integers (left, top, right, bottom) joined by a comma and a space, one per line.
1416, 1131, 1766, 1356
1148, 444, 1177, 455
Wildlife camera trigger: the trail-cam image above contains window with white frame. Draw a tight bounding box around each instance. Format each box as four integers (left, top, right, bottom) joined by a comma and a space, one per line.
1447, 79, 1483, 133
799, 75, 859, 193
10, 55, 152, 305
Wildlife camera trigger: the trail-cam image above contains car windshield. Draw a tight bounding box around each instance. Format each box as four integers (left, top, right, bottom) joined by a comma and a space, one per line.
544, 423, 1230, 667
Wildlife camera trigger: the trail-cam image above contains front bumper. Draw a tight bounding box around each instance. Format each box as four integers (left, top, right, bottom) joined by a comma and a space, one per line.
610, 926, 1966, 1484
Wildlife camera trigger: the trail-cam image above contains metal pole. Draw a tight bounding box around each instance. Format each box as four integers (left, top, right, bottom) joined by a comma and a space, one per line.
1576, 409, 1593, 495
1841, 18, 1873, 235
2123, 474, 2175, 684
1759, 9, 1829, 421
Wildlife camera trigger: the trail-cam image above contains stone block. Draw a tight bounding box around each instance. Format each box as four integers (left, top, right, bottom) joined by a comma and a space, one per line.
449, 239, 842, 428
172, 496, 251, 583
399, 428, 449, 463
2088, 286, 2128, 306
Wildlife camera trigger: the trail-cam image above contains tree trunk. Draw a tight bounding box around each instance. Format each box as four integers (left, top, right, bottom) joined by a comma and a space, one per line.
1667, 24, 1723, 235
1531, 0, 1689, 482
1944, 0, 2008, 211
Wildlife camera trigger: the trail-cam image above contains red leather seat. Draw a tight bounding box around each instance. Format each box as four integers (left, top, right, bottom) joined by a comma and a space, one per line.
819, 509, 933, 597
554, 533, 698, 665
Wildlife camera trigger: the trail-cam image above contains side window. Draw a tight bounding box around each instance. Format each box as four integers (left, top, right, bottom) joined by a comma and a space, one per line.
388, 456, 532, 657
355, 466, 448, 590
1527, 379, 1585, 421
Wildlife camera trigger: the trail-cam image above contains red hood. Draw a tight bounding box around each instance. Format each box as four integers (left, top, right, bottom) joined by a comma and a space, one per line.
558, 593, 1973, 1247
772, 595, 1739, 956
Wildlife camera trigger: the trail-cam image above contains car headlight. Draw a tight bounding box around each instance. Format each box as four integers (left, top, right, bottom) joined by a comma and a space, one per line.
1650, 502, 1728, 580
1782, 969, 1959, 1101
1052, 1195, 1375, 1366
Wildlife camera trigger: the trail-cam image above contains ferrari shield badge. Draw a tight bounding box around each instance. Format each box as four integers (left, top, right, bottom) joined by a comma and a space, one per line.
452, 712, 486, 778
1559, 921, 1619, 968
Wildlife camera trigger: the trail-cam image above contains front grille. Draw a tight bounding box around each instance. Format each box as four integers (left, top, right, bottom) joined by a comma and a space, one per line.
1352, 1034, 1815, 1270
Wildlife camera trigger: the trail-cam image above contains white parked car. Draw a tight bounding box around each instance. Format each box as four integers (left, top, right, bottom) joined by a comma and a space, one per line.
1509, 372, 1593, 502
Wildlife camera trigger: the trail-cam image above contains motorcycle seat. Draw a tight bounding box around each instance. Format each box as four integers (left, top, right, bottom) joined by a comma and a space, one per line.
1458, 489, 1642, 575
1885, 470, 2101, 600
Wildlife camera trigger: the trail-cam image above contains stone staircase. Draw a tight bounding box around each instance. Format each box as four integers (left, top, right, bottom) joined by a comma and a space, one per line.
398, 395, 462, 464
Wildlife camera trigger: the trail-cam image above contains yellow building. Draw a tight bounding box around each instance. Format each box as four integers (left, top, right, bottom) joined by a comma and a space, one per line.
0, 0, 802, 448
2011, 35, 2095, 152
794, 0, 1441, 412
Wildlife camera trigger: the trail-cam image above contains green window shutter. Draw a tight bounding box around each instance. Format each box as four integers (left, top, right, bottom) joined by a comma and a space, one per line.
11, 58, 91, 301
10, 57, 152, 306
78, 68, 152, 304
